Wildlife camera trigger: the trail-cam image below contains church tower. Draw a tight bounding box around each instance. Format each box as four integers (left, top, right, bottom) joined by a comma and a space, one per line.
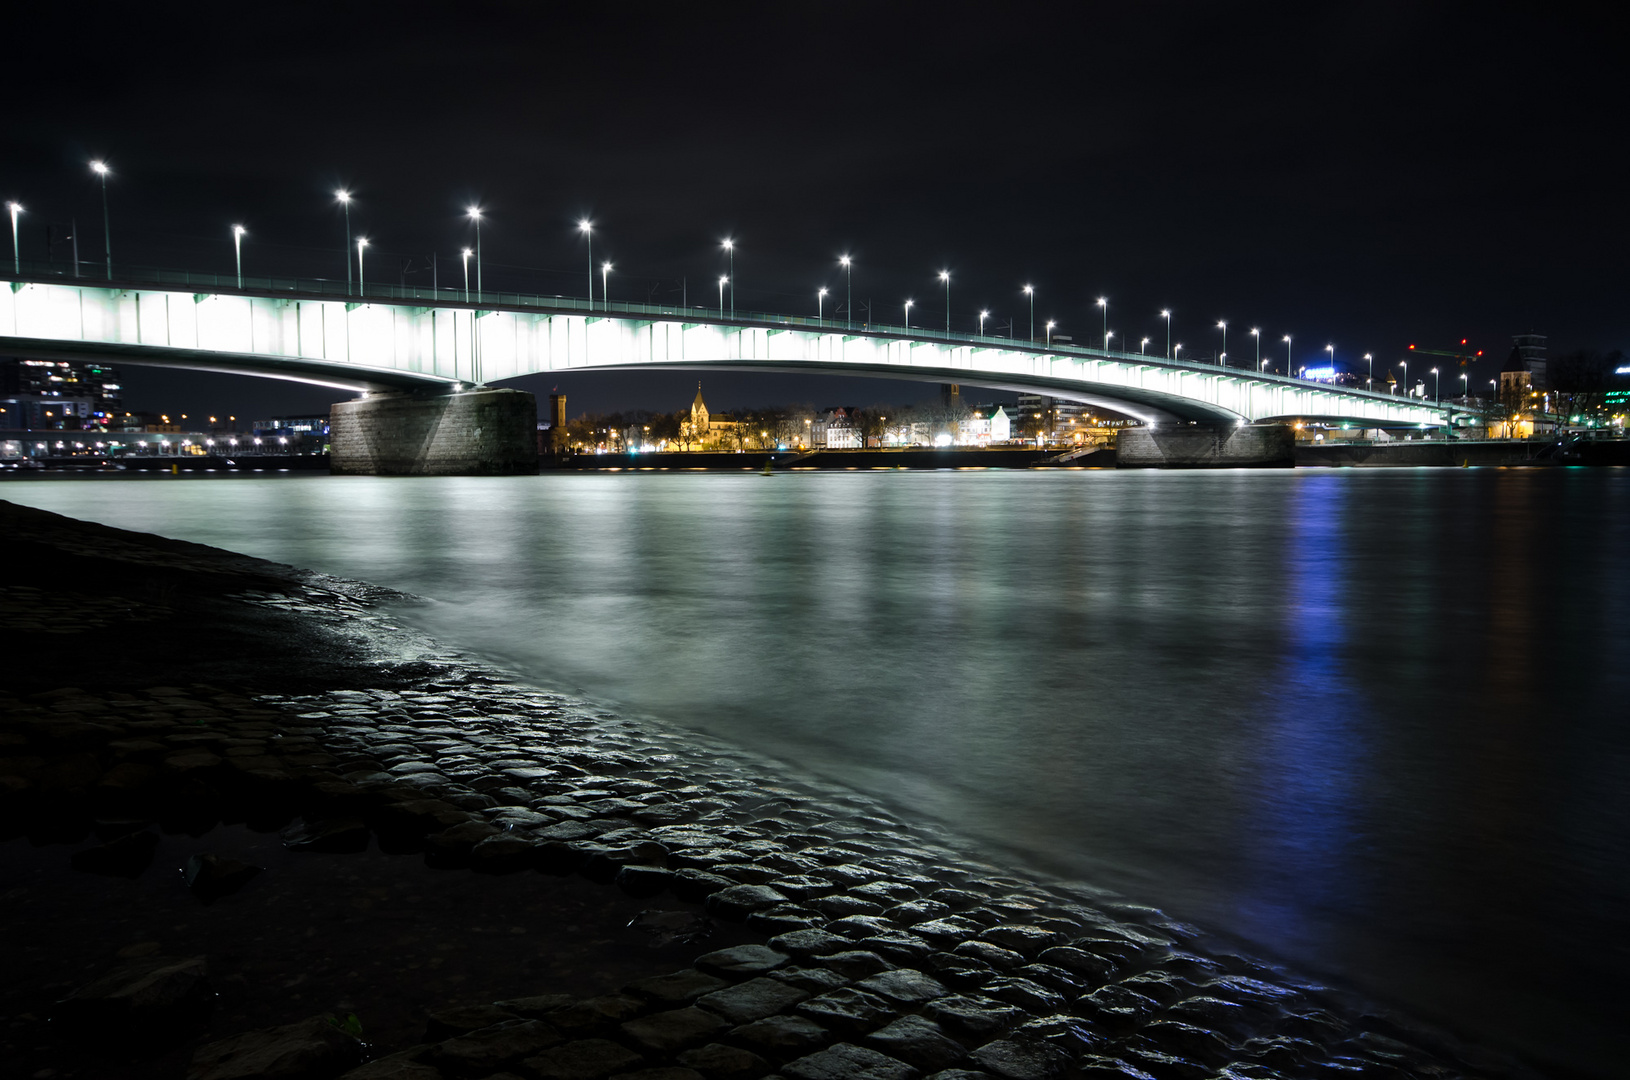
690, 383, 710, 433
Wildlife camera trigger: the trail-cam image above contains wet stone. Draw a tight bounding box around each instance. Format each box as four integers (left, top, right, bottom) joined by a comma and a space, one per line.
860, 934, 935, 966
981, 978, 1065, 1013
525, 1038, 645, 1080
768, 966, 849, 995
620, 1007, 731, 1054
626, 969, 731, 1006
794, 987, 896, 1037
696, 945, 790, 978
1036, 947, 1117, 983
548, 994, 648, 1038
969, 1037, 1074, 1080
187, 1015, 364, 1080
696, 977, 811, 1025
823, 951, 892, 979
922, 995, 1026, 1040
770, 929, 854, 958
612, 1069, 705, 1080
855, 970, 949, 1005
782, 1042, 919, 1080
428, 1018, 563, 1074
864, 1016, 967, 1072
676, 1041, 771, 1080
707, 885, 790, 920
728, 1015, 830, 1060
468, 832, 540, 873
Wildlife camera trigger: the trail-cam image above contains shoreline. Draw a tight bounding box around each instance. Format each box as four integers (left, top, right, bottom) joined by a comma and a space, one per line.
0, 499, 1551, 1080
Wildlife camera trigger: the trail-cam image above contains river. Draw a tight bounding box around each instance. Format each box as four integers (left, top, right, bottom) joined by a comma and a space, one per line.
5, 467, 1626, 1076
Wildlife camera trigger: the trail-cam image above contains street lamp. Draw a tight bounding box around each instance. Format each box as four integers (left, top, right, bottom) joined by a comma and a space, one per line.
1046, 319, 1057, 347
939, 271, 950, 332
7, 201, 21, 273
1160, 309, 1172, 358
904, 299, 914, 328
1399, 360, 1409, 397
1364, 352, 1374, 388
461, 248, 472, 302
1105, 330, 1115, 351
92, 161, 112, 280
1140, 336, 1150, 355
722, 239, 735, 317
818, 286, 828, 320
1325, 344, 1334, 383
336, 189, 352, 294
578, 220, 594, 308
356, 237, 368, 297
1431, 367, 1440, 403
979, 309, 989, 335
718, 275, 727, 318
839, 255, 852, 328
1461, 371, 1468, 400
1174, 343, 1183, 359
1217, 321, 1227, 367
1023, 285, 1034, 342
1097, 297, 1108, 350
467, 206, 483, 296
232, 224, 246, 288
1250, 327, 1260, 370
1283, 334, 1292, 375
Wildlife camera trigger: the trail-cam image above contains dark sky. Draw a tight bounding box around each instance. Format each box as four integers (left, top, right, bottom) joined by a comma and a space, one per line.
6, 1, 1624, 419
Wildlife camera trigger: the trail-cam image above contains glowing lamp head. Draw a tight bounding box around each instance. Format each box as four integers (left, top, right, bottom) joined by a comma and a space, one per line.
357, 237, 368, 249
1282, 335, 1291, 343
602, 261, 612, 272
6, 201, 20, 214
1250, 327, 1259, 336
461, 247, 472, 257
467, 206, 482, 220
839, 255, 850, 267
91, 161, 109, 176
819, 286, 828, 296
1160, 309, 1170, 318
980, 309, 990, 317
1217, 320, 1226, 329
719, 275, 728, 285
1023, 285, 1033, 295
1097, 297, 1107, 307
722, 239, 733, 251
1046, 320, 1057, 329
335, 189, 350, 203
938, 271, 949, 282
578, 220, 592, 233
232, 224, 246, 237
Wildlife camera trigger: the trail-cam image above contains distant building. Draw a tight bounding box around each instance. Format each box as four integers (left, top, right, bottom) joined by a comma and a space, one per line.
813, 408, 862, 448
0, 357, 122, 430
959, 406, 1012, 444
684, 384, 735, 448
1017, 392, 1085, 436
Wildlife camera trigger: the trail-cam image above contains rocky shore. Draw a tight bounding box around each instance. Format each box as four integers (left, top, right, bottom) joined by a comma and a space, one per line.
0, 499, 1538, 1080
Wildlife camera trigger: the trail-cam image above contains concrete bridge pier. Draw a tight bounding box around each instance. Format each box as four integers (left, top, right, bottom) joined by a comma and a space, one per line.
1116, 423, 1294, 468
330, 387, 539, 476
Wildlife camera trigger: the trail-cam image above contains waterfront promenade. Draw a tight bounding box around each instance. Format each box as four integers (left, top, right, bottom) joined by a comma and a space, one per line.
0, 499, 1549, 1080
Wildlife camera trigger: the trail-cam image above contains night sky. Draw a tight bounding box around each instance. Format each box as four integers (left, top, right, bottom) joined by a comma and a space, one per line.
6, 1, 1624, 421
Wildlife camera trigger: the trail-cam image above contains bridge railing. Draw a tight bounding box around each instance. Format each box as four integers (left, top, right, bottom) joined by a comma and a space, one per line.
4, 258, 1437, 409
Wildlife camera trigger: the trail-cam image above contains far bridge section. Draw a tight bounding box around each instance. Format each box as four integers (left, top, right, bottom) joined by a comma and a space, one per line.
2, 265, 1457, 472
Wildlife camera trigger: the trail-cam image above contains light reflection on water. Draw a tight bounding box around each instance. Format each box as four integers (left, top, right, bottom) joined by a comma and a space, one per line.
5, 468, 1628, 1074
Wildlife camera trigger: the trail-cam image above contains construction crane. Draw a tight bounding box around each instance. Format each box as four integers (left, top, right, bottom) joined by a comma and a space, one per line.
1406, 339, 1484, 401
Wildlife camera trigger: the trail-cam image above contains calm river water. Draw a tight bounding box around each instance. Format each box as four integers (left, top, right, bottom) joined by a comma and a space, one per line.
7, 468, 1627, 1075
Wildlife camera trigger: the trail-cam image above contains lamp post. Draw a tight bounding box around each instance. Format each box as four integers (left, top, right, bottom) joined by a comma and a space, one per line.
1161, 309, 1172, 358
7, 202, 21, 273
1174, 343, 1183, 360
718, 275, 727, 318
1140, 336, 1149, 355
722, 239, 734, 317
840, 255, 852, 328
904, 299, 914, 328
1046, 319, 1056, 347
461, 248, 472, 302
1432, 367, 1440, 403
578, 220, 593, 308
1097, 297, 1108, 350
1023, 285, 1034, 342
336, 189, 352, 294
939, 270, 950, 332
1399, 360, 1409, 397
1250, 327, 1260, 370
1325, 344, 1334, 383
1283, 334, 1292, 375
232, 224, 246, 288
601, 261, 612, 307
818, 286, 828, 319
1461, 371, 1468, 400
466, 207, 482, 296
1364, 352, 1374, 389
356, 237, 368, 298
1217, 321, 1227, 367
1105, 330, 1115, 352
979, 309, 989, 335
92, 161, 112, 280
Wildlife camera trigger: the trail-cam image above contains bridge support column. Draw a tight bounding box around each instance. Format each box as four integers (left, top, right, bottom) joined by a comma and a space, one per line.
1116, 423, 1293, 468
330, 387, 538, 476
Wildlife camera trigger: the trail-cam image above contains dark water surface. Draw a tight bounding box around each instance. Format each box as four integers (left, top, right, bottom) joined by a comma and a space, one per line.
7, 469, 1627, 1075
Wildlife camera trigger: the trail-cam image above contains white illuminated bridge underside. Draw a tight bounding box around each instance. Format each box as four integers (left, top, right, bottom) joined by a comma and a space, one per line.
1, 278, 1454, 428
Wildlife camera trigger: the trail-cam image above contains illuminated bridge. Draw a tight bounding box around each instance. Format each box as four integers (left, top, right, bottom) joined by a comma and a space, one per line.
2, 265, 1456, 470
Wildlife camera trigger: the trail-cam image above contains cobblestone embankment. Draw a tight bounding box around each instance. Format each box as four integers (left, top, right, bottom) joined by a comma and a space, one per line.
0, 499, 1536, 1080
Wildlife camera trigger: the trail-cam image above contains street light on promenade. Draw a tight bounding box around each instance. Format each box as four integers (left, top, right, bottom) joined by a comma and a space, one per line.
979, 309, 989, 335
1174, 343, 1183, 360
1140, 336, 1149, 355
7, 202, 22, 273
1097, 297, 1108, 349
578, 220, 594, 308
1283, 334, 1292, 375
1461, 371, 1469, 399
91, 161, 112, 280
1325, 344, 1335, 383
1250, 327, 1260, 370
336, 190, 352, 294
1399, 360, 1408, 396
818, 286, 828, 319
1364, 352, 1374, 388
839, 255, 852, 328
1023, 285, 1035, 342
904, 299, 914, 328
939, 271, 950, 332
356, 237, 368, 298
461, 248, 472, 302
1217, 321, 1227, 366
1432, 367, 1440, 403
466, 206, 483, 296
722, 239, 735, 317
718, 275, 727, 318
1161, 309, 1172, 358
601, 261, 613, 307
1046, 319, 1057, 347
232, 224, 246, 288
1105, 330, 1115, 352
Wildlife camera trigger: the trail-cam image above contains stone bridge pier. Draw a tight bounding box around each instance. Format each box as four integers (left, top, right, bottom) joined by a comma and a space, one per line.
329, 387, 538, 476
1116, 423, 1294, 468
